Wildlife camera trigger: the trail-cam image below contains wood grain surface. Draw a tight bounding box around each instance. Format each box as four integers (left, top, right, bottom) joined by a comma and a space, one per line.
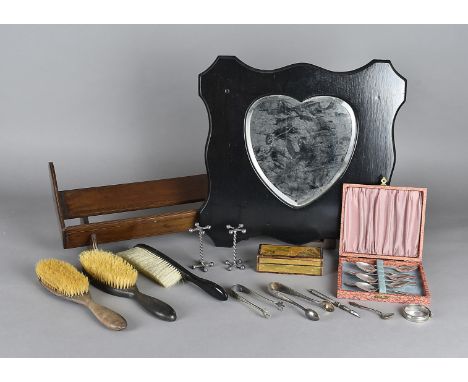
61, 174, 207, 219
63, 209, 199, 248
49, 162, 205, 248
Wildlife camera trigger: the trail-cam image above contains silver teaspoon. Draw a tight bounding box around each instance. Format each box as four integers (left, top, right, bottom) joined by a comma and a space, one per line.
345, 281, 415, 292
346, 269, 416, 280
345, 271, 416, 283
346, 272, 415, 284
349, 301, 394, 319
344, 281, 377, 292
356, 261, 418, 273
345, 272, 378, 283
268, 283, 320, 321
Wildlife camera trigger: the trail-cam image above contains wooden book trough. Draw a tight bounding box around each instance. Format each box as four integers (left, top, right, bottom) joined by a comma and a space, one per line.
49, 162, 208, 249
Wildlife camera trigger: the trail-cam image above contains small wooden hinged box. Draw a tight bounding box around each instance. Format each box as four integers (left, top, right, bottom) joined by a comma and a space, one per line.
256, 244, 323, 276
337, 182, 430, 305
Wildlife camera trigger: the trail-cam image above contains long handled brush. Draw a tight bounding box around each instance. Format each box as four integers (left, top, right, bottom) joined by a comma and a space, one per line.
35, 258, 127, 330
79, 249, 177, 322
117, 244, 228, 301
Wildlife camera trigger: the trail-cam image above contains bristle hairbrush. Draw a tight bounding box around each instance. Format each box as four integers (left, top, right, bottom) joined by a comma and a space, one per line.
35, 259, 127, 331
79, 249, 177, 322
117, 244, 228, 301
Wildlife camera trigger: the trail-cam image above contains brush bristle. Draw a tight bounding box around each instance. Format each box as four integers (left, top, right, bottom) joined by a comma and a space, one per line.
117, 247, 182, 288
79, 249, 138, 290
36, 259, 89, 297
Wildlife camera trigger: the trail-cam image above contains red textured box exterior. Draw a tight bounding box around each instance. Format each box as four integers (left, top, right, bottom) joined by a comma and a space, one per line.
336, 183, 431, 305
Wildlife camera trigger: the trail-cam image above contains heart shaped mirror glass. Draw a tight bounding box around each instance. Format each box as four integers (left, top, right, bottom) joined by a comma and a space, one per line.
245, 95, 358, 208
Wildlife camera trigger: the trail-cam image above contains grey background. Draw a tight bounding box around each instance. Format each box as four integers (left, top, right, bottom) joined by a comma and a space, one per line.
1, 25, 467, 357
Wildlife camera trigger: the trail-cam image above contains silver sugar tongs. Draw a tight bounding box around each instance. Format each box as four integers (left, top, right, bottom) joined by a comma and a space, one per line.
269, 282, 335, 312
267, 282, 320, 321
230, 284, 284, 319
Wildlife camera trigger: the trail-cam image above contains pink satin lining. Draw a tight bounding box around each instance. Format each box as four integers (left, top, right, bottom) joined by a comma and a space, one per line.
342, 187, 422, 257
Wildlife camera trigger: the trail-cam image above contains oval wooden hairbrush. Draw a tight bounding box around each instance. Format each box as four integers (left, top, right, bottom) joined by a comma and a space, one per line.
117, 244, 228, 301
79, 250, 177, 322
35, 259, 127, 331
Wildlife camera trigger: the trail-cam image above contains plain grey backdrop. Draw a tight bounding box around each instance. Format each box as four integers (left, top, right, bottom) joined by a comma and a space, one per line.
1, 25, 467, 357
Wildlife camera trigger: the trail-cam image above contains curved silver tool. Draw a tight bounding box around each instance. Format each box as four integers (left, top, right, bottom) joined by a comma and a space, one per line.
231, 284, 284, 310
307, 289, 360, 318
349, 301, 394, 319
230, 287, 271, 318
268, 282, 319, 321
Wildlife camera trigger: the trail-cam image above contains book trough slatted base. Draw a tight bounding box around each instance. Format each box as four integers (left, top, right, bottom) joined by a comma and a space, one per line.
49, 162, 208, 249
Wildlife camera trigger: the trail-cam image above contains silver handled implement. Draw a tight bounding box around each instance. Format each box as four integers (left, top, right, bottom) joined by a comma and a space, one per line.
307, 288, 360, 318
349, 301, 394, 319
230, 284, 285, 318
230, 288, 271, 318
231, 284, 284, 311
268, 283, 320, 321
268, 282, 334, 312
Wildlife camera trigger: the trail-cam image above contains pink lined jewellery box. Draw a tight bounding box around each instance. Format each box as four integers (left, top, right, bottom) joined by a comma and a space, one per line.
336, 182, 430, 305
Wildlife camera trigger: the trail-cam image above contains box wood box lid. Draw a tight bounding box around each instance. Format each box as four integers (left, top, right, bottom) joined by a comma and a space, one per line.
258, 244, 322, 262
257, 244, 323, 275
339, 183, 427, 262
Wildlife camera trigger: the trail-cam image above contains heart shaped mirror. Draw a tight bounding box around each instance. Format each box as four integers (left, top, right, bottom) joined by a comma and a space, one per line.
245, 95, 357, 208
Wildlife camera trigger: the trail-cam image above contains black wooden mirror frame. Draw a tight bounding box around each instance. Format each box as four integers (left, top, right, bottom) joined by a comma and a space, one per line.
198, 56, 406, 247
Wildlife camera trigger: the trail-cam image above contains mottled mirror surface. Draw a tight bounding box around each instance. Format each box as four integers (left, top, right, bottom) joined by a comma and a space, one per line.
245, 95, 357, 208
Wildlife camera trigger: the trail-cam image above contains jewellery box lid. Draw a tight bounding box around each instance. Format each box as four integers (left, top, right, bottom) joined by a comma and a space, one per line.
258, 244, 322, 259
339, 183, 427, 262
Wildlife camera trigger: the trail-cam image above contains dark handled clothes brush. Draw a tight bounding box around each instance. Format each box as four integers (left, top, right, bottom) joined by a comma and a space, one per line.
117, 244, 228, 301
